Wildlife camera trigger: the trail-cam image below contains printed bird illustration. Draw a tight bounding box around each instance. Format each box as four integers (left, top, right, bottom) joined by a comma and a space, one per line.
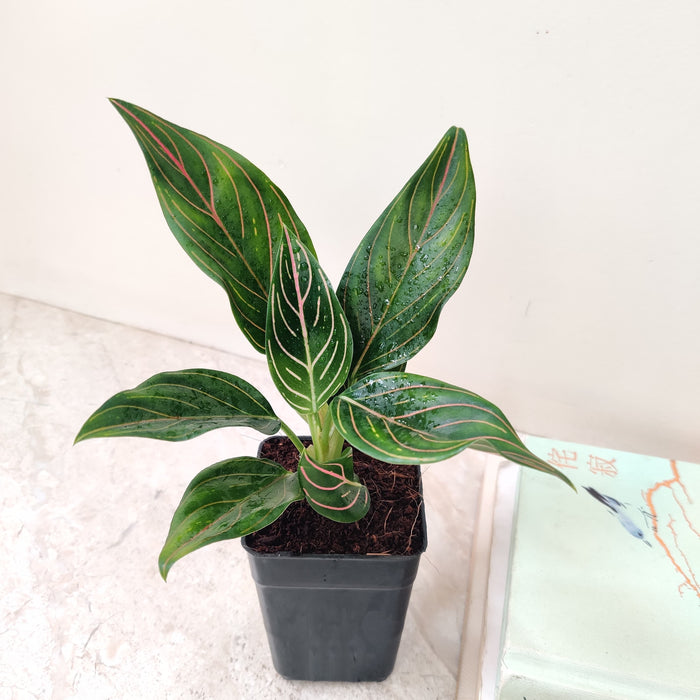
583, 486, 652, 546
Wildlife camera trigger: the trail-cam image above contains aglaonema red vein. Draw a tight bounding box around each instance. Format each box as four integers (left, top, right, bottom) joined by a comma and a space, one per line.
75, 100, 572, 579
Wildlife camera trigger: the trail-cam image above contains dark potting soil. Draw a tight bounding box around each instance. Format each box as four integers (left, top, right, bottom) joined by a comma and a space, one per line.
245, 436, 425, 556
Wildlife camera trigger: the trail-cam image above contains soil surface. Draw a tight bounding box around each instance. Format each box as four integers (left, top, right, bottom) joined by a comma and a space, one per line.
244, 436, 425, 556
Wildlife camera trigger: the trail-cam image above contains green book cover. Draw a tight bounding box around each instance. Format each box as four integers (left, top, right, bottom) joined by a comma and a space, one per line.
493, 436, 700, 699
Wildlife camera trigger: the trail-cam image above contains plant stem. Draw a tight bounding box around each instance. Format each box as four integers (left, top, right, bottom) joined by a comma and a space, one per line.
306, 410, 326, 460
279, 405, 346, 464
325, 420, 345, 459
303, 404, 346, 464
279, 421, 305, 454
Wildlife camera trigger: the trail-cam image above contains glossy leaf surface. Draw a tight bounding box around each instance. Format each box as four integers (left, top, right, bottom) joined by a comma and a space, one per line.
338, 127, 475, 383
331, 372, 572, 487
266, 230, 352, 415
158, 457, 302, 579
110, 99, 315, 353
298, 447, 370, 523
75, 369, 279, 442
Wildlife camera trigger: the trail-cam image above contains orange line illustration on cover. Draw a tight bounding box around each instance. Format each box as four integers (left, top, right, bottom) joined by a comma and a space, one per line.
644, 460, 700, 600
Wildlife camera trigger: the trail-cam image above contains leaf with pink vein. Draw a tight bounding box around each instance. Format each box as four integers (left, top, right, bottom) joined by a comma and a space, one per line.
110, 99, 315, 353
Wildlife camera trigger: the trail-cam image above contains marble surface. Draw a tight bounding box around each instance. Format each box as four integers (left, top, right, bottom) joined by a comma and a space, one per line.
0, 293, 486, 699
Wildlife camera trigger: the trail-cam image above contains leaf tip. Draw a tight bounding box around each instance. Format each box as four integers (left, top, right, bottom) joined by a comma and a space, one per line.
555, 468, 576, 491
73, 424, 89, 445
108, 98, 134, 120
158, 556, 171, 582
442, 124, 462, 141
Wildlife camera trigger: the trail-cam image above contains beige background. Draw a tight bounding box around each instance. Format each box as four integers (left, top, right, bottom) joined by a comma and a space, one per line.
2, 0, 699, 462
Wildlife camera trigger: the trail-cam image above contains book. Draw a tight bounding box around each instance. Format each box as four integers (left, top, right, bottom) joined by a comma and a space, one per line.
458, 436, 700, 700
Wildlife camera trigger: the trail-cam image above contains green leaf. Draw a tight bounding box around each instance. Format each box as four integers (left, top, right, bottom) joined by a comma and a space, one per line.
110, 99, 316, 353
158, 457, 303, 579
338, 127, 476, 383
266, 229, 352, 415
75, 369, 279, 442
331, 372, 573, 487
298, 446, 370, 523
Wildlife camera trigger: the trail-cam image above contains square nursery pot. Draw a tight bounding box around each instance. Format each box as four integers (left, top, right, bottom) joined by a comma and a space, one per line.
242, 437, 427, 682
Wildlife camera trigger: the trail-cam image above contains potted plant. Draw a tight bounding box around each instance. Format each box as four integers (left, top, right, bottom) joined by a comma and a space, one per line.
75, 99, 571, 682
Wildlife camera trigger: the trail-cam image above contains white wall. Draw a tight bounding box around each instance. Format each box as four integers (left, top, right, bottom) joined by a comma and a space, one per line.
2, 0, 699, 462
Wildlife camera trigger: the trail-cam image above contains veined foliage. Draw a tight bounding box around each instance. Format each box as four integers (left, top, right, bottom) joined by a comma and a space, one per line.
266, 230, 352, 416
75, 369, 279, 442
158, 457, 303, 579
76, 101, 571, 579
297, 447, 370, 523
110, 99, 315, 353
331, 372, 573, 487
338, 127, 475, 384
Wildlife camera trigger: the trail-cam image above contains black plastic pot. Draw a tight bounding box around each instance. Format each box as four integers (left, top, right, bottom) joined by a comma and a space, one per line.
242, 440, 427, 682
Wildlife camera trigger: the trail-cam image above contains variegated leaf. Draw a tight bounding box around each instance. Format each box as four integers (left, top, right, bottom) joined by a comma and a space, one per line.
158, 457, 303, 579
110, 99, 315, 353
338, 127, 475, 383
75, 369, 279, 442
331, 372, 573, 487
298, 446, 370, 523
266, 229, 352, 415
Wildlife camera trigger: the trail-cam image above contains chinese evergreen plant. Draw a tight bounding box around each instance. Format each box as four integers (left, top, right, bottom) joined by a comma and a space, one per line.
75, 100, 571, 579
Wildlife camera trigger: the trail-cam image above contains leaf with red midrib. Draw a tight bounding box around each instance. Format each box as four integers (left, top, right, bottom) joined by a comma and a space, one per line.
266, 230, 352, 415
297, 447, 370, 523
110, 98, 315, 353
338, 127, 476, 383
331, 371, 573, 488
158, 456, 303, 580
75, 368, 280, 442
74, 368, 280, 442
